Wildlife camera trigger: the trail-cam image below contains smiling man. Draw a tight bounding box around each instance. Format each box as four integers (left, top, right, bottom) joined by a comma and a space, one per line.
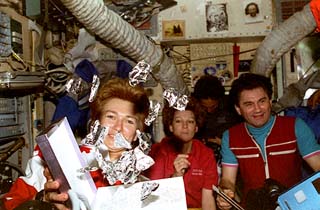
216, 73, 320, 210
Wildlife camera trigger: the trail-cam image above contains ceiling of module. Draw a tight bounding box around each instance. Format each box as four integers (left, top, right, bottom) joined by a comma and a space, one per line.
37, 0, 177, 31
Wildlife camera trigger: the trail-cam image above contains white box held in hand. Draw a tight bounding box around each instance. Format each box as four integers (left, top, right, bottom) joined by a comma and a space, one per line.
36, 117, 97, 205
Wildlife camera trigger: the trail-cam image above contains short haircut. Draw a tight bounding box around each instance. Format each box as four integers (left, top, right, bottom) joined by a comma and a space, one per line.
229, 73, 273, 107
162, 97, 206, 136
192, 75, 225, 100
90, 77, 150, 130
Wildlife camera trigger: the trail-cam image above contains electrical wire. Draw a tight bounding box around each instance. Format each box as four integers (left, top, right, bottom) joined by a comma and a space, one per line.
171, 47, 257, 65
5, 49, 72, 96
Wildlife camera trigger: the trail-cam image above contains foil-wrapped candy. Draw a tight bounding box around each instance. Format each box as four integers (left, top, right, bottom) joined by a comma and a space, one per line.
103, 150, 138, 185
102, 145, 154, 185
174, 94, 189, 111
144, 100, 161, 126
89, 75, 100, 102
65, 75, 88, 95
136, 130, 152, 154
134, 147, 154, 171
114, 132, 132, 149
78, 166, 98, 173
83, 120, 99, 144
83, 120, 108, 146
141, 182, 159, 201
163, 88, 178, 107
81, 126, 154, 186
163, 88, 189, 111
129, 60, 151, 86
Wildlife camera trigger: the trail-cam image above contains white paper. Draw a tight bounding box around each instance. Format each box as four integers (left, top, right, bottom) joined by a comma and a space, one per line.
92, 177, 187, 210
38, 117, 97, 204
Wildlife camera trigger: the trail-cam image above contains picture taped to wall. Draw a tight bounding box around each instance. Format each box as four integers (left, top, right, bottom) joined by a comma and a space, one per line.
239, 59, 252, 72
244, 0, 263, 24
162, 20, 185, 40
191, 62, 233, 87
206, 2, 229, 33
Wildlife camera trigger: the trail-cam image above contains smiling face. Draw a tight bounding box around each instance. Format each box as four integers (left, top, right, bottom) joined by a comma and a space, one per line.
235, 87, 272, 128
169, 110, 198, 143
100, 98, 139, 153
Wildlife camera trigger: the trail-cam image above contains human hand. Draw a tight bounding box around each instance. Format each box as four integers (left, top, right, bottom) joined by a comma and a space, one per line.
173, 154, 190, 176
216, 188, 235, 210
43, 167, 70, 210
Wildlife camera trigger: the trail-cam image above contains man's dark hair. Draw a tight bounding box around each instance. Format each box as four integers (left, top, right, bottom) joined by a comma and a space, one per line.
229, 73, 273, 107
192, 75, 225, 100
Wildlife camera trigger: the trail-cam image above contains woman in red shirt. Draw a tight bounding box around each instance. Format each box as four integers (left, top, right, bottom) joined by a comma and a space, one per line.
147, 98, 219, 210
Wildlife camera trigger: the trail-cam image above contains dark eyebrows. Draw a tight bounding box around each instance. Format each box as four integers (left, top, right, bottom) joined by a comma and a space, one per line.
242, 101, 253, 106
242, 96, 268, 105
259, 96, 268, 102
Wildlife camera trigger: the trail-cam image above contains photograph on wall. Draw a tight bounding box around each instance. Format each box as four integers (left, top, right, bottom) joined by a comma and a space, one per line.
239, 59, 252, 72
162, 20, 185, 40
137, 16, 159, 37
243, 0, 263, 24
205, 2, 229, 33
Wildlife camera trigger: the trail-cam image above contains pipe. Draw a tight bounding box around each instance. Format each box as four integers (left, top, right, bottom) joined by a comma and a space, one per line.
250, 3, 317, 76
59, 0, 188, 95
272, 70, 320, 113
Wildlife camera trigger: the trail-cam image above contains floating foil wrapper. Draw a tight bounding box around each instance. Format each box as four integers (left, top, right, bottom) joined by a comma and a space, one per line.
141, 182, 159, 201
84, 128, 154, 185
144, 100, 161, 126
83, 120, 100, 144
65, 75, 85, 95
163, 88, 178, 107
114, 132, 132, 149
174, 95, 189, 111
163, 88, 189, 111
136, 130, 152, 154
89, 75, 100, 102
129, 60, 151, 86
78, 166, 98, 173
84, 120, 108, 146
103, 150, 138, 185
101, 146, 154, 185
134, 147, 154, 171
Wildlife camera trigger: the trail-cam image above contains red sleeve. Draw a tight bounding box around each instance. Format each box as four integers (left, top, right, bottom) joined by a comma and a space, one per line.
2, 178, 37, 210
202, 146, 219, 190
310, 0, 320, 31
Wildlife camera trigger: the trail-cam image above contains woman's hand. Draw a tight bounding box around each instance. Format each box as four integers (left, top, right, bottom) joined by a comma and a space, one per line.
216, 188, 235, 210
43, 167, 70, 210
172, 154, 190, 177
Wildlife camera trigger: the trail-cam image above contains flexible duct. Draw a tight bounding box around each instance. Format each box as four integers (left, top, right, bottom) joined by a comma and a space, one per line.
250, 3, 317, 76
272, 70, 320, 113
59, 0, 188, 95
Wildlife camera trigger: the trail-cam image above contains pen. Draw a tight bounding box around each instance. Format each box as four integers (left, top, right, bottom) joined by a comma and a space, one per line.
212, 185, 246, 210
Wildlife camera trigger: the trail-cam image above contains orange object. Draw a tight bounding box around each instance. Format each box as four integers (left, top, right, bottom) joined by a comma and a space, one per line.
310, 0, 320, 31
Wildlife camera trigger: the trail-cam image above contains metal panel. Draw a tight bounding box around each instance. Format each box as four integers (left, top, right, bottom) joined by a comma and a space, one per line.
0, 97, 29, 140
